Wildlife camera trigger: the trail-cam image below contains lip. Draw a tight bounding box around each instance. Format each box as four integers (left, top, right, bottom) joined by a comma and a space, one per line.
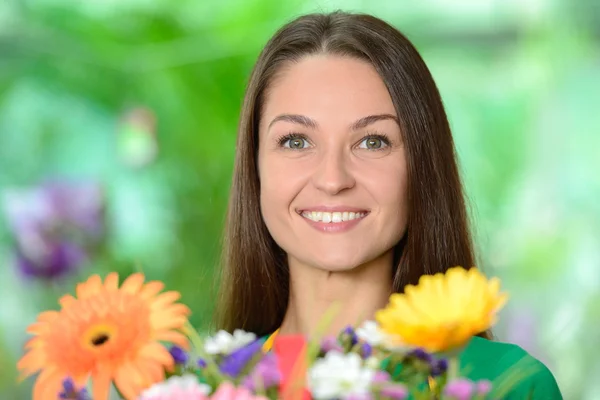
296, 208, 369, 233
296, 206, 369, 213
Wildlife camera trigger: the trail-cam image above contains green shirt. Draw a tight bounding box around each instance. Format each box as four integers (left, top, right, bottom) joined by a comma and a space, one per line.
457, 336, 562, 399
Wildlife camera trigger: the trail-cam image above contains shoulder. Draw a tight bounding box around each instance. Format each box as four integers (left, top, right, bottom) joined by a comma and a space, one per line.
462, 336, 563, 399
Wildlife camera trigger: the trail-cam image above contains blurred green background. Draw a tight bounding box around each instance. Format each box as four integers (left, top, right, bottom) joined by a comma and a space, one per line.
1, 0, 599, 398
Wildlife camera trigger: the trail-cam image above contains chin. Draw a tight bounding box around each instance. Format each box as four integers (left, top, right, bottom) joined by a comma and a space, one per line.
302, 254, 366, 272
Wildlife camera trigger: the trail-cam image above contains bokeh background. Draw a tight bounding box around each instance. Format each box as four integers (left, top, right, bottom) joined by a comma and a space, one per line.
1, 0, 599, 398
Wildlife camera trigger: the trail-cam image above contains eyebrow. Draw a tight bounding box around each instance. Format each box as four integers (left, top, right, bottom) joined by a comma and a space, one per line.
267, 113, 400, 131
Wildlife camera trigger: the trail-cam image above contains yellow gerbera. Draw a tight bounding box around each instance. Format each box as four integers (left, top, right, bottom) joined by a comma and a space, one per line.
376, 266, 507, 353
17, 273, 191, 400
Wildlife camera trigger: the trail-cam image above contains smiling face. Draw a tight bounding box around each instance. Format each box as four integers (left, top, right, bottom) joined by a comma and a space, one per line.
257, 55, 409, 272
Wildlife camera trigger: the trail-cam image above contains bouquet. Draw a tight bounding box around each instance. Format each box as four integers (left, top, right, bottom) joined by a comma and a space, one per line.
17, 267, 512, 400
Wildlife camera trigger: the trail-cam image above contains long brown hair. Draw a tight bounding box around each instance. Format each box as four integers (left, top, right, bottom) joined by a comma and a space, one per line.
215, 11, 487, 338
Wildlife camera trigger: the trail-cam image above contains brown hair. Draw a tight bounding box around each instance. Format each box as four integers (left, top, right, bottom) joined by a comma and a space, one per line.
215, 10, 488, 339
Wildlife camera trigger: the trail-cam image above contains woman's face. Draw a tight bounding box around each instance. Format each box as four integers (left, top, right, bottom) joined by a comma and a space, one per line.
258, 55, 408, 272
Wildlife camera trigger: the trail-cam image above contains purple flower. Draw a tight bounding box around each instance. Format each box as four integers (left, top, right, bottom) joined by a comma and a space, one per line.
443, 378, 475, 400
197, 358, 207, 368
476, 380, 492, 395
58, 377, 89, 400
15, 241, 86, 280
2, 180, 104, 281
342, 326, 358, 346
321, 336, 343, 353
373, 370, 390, 384
408, 348, 432, 364
431, 358, 448, 377
242, 353, 281, 392
3, 181, 104, 240
169, 345, 188, 365
380, 383, 408, 399
361, 342, 372, 358
42, 180, 105, 237
220, 340, 263, 378
346, 394, 373, 400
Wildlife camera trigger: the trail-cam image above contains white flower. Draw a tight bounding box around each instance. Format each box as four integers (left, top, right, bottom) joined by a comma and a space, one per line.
356, 320, 411, 352
204, 329, 256, 355
356, 320, 387, 346
365, 356, 381, 370
138, 374, 211, 399
308, 351, 375, 400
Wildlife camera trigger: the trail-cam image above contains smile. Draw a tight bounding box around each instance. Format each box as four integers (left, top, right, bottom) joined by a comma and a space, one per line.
300, 211, 368, 223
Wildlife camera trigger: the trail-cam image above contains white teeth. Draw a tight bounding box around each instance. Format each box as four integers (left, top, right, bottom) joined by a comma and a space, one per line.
301, 211, 367, 223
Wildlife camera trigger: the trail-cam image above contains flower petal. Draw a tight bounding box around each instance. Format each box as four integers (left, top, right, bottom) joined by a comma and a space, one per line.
104, 272, 119, 291
92, 364, 113, 400
121, 273, 145, 294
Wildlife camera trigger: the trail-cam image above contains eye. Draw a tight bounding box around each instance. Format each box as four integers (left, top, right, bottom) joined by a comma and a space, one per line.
285, 138, 308, 149
358, 135, 390, 150
278, 133, 310, 150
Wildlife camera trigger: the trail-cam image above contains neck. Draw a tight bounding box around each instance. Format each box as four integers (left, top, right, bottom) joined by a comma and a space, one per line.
279, 251, 394, 338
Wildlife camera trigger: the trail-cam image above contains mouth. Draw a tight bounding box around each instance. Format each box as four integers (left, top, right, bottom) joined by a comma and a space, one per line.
297, 210, 370, 224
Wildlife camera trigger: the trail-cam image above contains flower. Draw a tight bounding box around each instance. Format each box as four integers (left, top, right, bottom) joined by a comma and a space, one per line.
308, 351, 375, 400
169, 345, 189, 365
376, 267, 508, 353
475, 380, 492, 396
320, 336, 343, 353
219, 340, 263, 378
442, 378, 491, 400
407, 348, 432, 364
204, 330, 257, 355
2, 180, 104, 280
138, 374, 211, 400
372, 371, 390, 384
15, 241, 86, 280
345, 394, 373, 400
364, 356, 381, 370
341, 326, 358, 346
3, 180, 104, 239
360, 342, 372, 358
58, 377, 90, 400
431, 358, 448, 377
443, 378, 474, 400
242, 353, 281, 392
211, 382, 268, 400
272, 334, 310, 400
17, 273, 190, 400
379, 383, 408, 400
355, 320, 392, 347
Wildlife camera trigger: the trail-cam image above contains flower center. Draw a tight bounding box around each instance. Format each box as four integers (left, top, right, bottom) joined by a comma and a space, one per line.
82, 323, 117, 350
91, 333, 110, 346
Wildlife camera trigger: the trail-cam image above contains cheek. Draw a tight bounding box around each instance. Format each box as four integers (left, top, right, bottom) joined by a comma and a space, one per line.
366, 158, 408, 204
259, 154, 304, 217
366, 159, 409, 232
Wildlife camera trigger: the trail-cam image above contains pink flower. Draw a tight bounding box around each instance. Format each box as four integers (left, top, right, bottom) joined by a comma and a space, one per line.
211, 382, 268, 400
138, 375, 211, 400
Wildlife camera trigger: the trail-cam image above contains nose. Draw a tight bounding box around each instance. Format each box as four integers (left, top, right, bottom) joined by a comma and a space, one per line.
311, 150, 356, 195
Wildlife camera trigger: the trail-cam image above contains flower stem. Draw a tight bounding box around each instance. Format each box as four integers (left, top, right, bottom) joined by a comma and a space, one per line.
448, 356, 460, 381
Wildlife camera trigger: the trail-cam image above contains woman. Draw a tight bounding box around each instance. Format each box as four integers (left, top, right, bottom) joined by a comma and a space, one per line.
215, 11, 562, 399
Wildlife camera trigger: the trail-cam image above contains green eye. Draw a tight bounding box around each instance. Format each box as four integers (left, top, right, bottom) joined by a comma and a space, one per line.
359, 136, 388, 150
284, 137, 308, 149
367, 138, 382, 149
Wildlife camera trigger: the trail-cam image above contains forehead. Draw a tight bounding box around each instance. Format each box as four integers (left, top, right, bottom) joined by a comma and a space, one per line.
261, 55, 397, 128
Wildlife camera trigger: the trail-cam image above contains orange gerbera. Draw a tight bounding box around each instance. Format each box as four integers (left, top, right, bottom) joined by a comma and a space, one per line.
17, 272, 190, 400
